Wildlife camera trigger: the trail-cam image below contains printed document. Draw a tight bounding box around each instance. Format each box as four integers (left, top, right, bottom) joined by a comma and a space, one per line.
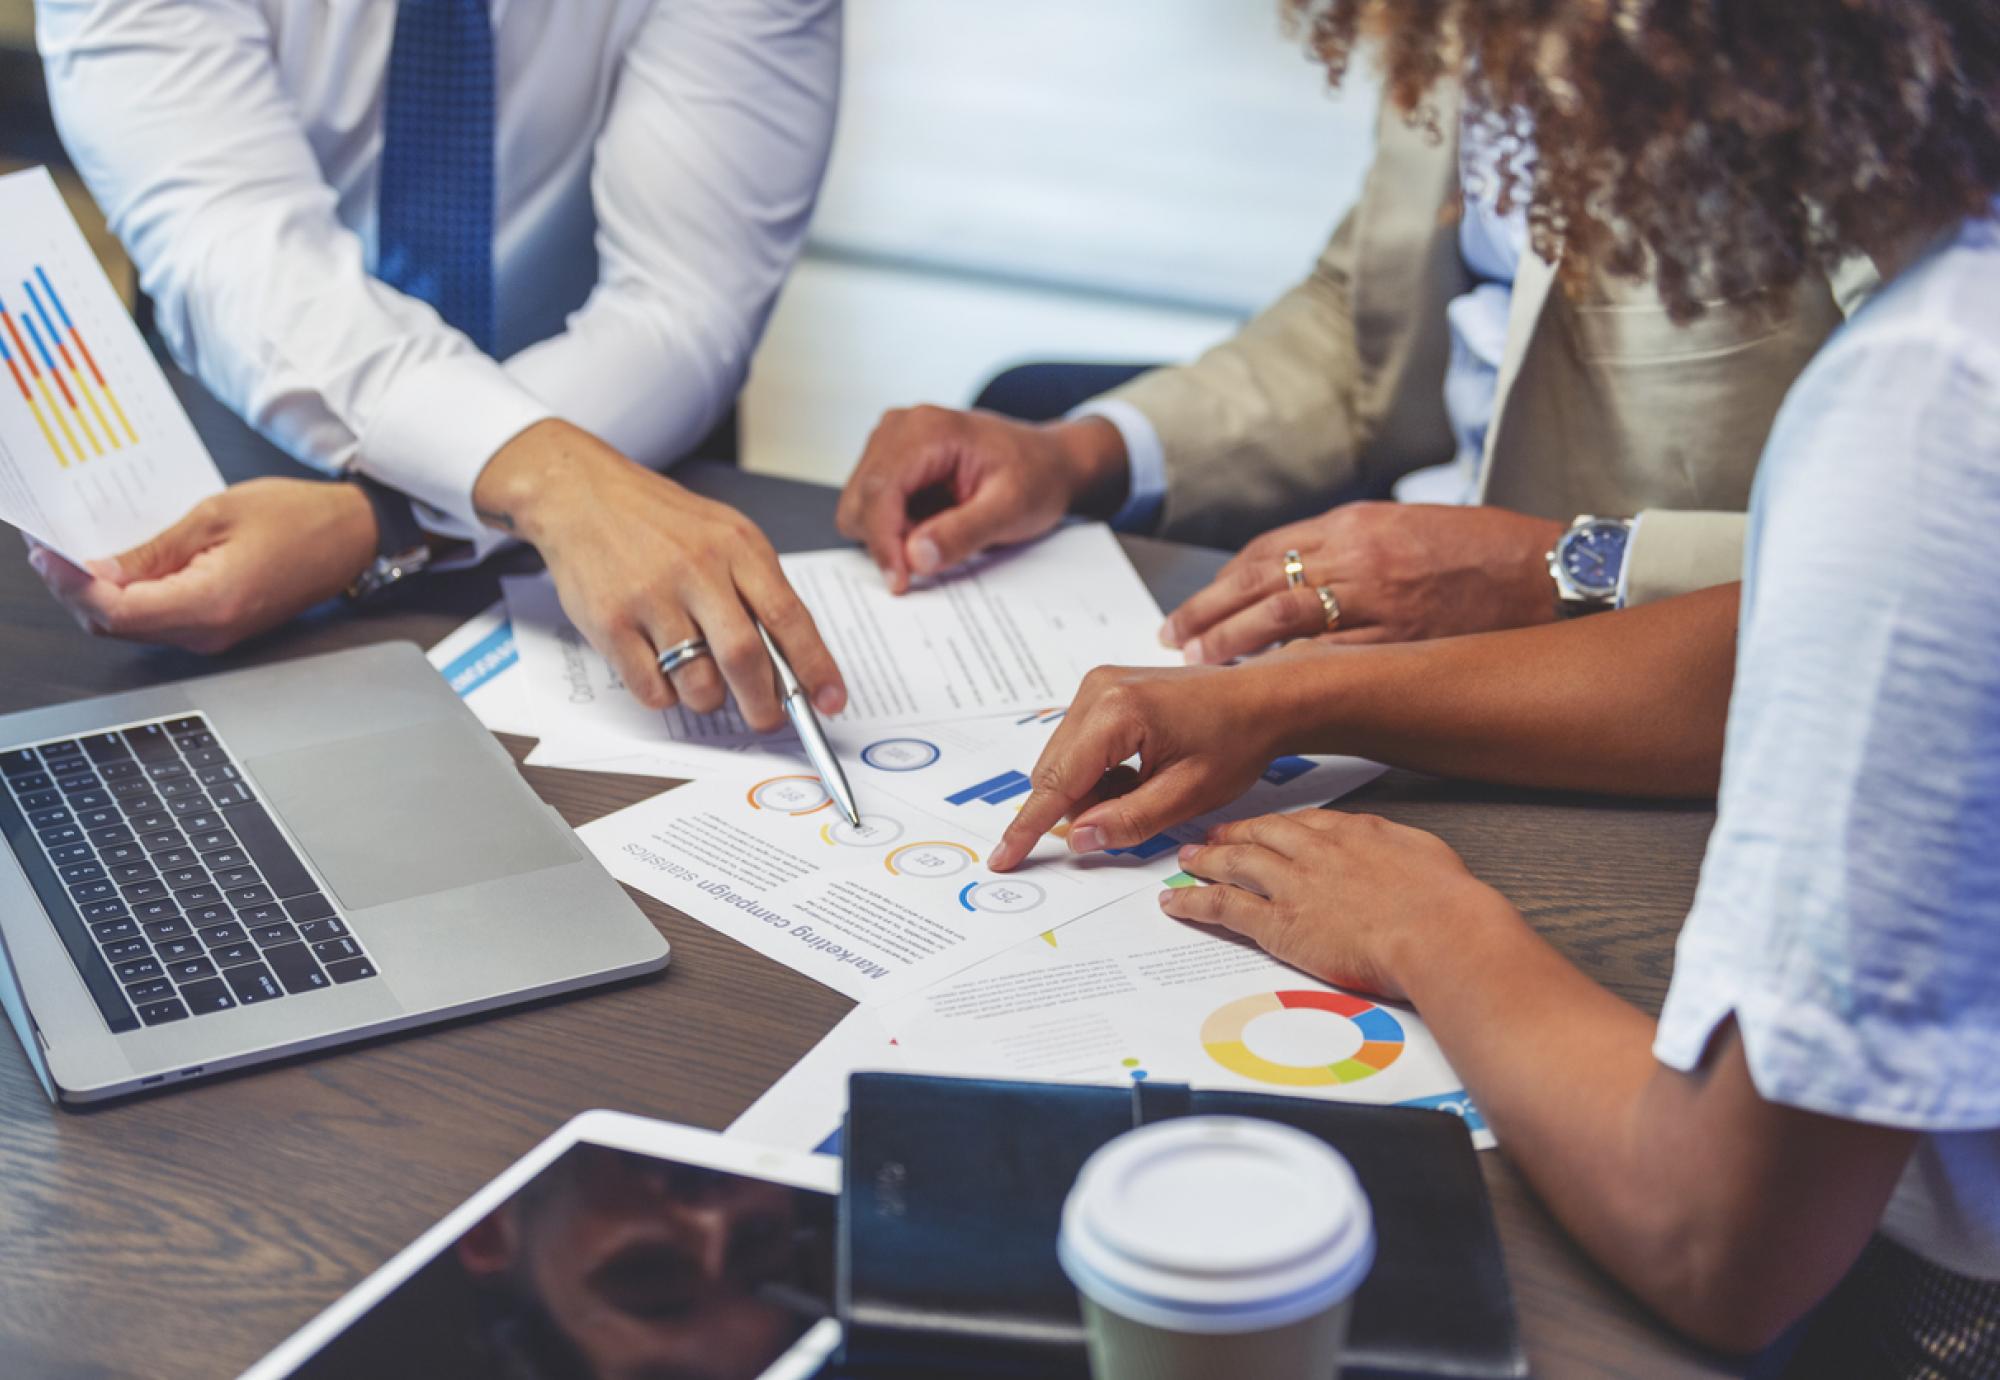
426, 601, 533, 737
727, 892, 1490, 1153
502, 523, 1178, 753
0, 169, 223, 561
878, 890, 1490, 1147
579, 715, 1381, 1002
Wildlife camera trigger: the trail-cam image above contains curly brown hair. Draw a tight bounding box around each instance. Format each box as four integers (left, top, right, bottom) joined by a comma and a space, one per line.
1286, 0, 2000, 321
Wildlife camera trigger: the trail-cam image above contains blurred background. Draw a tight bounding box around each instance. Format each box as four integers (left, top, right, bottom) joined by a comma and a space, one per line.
0, 0, 1377, 486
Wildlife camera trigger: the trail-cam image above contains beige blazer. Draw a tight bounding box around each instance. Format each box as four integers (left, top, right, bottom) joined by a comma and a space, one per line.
1104, 84, 1869, 605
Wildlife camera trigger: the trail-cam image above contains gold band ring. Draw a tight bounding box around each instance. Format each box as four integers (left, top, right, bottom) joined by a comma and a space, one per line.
1314, 584, 1342, 631
1282, 549, 1307, 589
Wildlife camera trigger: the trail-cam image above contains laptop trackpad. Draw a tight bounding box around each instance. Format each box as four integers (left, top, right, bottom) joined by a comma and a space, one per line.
246, 719, 578, 911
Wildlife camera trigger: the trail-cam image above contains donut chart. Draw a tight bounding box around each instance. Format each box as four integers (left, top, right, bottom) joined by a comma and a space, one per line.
861, 738, 941, 772
747, 775, 832, 815
883, 840, 979, 877
1200, 989, 1405, 1087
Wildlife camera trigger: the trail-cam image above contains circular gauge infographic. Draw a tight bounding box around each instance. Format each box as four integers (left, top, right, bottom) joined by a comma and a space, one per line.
882, 840, 978, 878
746, 775, 832, 815
821, 815, 906, 848
1200, 989, 1405, 1087
957, 879, 1047, 914
860, 738, 942, 772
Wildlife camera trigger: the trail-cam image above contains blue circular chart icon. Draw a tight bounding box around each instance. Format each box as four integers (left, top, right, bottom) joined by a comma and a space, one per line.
861, 737, 941, 772
958, 880, 1048, 914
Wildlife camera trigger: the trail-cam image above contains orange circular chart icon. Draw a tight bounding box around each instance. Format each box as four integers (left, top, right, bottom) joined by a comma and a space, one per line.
747, 775, 832, 815
882, 841, 978, 878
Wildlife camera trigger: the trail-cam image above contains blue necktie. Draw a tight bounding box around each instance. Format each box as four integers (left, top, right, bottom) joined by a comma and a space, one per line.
376, 0, 497, 354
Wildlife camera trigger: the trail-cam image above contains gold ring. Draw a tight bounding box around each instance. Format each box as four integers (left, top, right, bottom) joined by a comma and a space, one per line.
1282, 549, 1306, 589
1314, 584, 1341, 631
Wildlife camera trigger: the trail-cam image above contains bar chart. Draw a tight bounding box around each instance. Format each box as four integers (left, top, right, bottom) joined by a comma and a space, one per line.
0, 168, 220, 560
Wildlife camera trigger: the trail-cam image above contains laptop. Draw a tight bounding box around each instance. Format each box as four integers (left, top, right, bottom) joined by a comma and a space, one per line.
0, 641, 669, 1103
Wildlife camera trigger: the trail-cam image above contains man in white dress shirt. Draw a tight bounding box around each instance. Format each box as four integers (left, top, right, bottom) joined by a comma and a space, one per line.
26, 0, 848, 732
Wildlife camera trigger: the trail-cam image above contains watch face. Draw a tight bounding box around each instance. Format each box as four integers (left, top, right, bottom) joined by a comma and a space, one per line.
1560, 521, 1630, 598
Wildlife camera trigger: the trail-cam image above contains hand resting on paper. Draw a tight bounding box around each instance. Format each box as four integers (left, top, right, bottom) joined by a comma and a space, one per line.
27, 477, 378, 654
836, 406, 1131, 593
1160, 503, 1569, 663
1164, 808, 1505, 1002
472, 419, 846, 733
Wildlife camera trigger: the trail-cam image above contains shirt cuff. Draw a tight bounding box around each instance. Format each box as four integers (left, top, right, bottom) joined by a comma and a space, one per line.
1069, 398, 1165, 532
355, 353, 556, 564
1621, 510, 1750, 608
1614, 513, 1644, 610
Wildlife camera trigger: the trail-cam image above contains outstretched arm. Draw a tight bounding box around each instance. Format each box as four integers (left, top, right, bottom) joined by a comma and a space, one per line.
991, 583, 1738, 870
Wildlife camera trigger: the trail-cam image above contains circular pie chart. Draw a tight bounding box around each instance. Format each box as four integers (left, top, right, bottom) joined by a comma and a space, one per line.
1200, 989, 1405, 1087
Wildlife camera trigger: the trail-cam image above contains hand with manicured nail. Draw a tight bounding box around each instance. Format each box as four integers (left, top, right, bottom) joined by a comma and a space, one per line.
835, 405, 1133, 594
987, 661, 1286, 872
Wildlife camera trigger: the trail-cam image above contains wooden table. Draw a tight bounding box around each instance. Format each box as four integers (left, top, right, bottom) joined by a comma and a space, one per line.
0, 422, 1736, 1376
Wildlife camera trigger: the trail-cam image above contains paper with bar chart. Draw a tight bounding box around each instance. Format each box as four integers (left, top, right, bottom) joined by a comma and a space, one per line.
574, 725, 1160, 1002
0, 168, 222, 561
579, 711, 1383, 1001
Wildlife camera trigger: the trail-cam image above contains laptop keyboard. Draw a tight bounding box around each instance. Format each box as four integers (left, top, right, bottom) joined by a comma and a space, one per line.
0, 714, 378, 1034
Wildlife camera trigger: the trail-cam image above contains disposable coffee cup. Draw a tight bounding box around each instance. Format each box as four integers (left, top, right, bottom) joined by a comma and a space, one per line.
1057, 1116, 1374, 1380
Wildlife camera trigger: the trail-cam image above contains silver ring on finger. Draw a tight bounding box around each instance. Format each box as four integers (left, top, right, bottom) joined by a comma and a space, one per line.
1282, 548, 1307, 589
1314, 584, 1342, 632
656, 636, 712, 675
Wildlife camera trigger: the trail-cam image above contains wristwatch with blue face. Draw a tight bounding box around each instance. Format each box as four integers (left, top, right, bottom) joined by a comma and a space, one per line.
1547, 515, 1634, 616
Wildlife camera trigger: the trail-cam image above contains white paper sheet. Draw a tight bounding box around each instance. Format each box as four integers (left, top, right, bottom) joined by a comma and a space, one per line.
575, 745, 1156, 1003
425, 601, 536, 736
502, 524, 1179, 754
579, 714, 1383, 1002
729, 893, 1490, 1154
878, 890, 1492, 1147
0, 168, 224, 561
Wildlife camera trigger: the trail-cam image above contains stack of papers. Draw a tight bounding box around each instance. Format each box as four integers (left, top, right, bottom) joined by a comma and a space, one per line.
425, 523, 1488, 1152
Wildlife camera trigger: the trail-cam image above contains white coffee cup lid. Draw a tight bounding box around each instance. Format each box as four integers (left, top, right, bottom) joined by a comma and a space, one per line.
1057, 1116, 1375, 1335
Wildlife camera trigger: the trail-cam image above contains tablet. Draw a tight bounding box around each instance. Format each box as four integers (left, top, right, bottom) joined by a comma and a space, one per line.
243, 1110, 842, 1380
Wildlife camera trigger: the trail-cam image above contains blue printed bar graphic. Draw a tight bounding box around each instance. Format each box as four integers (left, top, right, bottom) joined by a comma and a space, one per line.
1262, 756, 1315, 787
441, 621, 517, 697
946, 770, 1033, 807
1107, 834, 1179, 861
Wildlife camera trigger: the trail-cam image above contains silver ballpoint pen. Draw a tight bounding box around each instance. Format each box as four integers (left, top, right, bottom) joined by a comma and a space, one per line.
757, 623, 862, 827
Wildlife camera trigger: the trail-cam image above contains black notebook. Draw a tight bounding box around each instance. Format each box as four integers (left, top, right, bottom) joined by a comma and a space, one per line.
833, 1073, 1525, 1380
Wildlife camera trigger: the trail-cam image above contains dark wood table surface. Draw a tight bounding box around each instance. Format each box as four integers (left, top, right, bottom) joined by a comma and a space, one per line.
0, 414, 1737, 1377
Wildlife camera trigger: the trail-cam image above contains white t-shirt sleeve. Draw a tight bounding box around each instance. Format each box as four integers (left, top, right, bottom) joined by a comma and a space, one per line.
1654, 323, 2000, 1132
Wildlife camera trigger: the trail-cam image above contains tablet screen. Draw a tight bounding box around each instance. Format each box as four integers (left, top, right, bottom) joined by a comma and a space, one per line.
288, 1141, 836, 1380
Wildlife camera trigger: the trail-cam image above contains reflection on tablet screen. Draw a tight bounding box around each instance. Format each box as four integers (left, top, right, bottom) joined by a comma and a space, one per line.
294, 1143, 836, 1380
